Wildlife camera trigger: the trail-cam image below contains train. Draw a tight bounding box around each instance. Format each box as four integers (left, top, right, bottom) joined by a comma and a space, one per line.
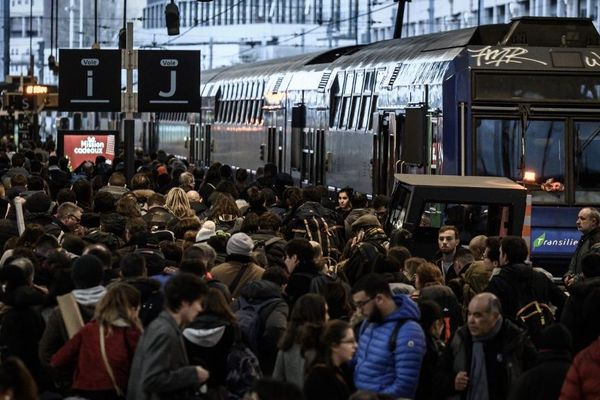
149, 16, 600, 269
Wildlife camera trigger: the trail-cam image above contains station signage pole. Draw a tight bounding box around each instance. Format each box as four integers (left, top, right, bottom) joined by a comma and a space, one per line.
123, 21, 136, 183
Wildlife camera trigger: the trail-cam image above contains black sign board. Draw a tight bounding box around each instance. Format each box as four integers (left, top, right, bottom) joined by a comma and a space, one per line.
138, 50, 201, 112
58, 49, 121, 112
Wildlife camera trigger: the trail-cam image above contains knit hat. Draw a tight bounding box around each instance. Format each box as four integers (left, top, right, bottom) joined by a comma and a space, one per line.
226, 232, 254, 256
71, 254, 104, 289
538, 323, 573, 353
352, 213, 381, 230
196, 220, 216, 243
24, 192, 51, 213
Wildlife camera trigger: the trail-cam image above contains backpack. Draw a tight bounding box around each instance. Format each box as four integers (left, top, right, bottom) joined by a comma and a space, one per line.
292, 208, 340, 261
234, 297, 283, 353
226, 341, 262, 399
343, 241, 386, 285
515, 300, 555, 343
252, 237, 286, 268
512, 275, 555, 343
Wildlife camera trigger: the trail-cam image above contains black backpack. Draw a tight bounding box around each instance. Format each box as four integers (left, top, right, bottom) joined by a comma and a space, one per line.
234, 297, 283, 353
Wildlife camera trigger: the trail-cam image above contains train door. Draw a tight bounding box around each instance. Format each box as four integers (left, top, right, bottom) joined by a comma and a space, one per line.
372, 111, 401, 195
264, 107, 285, 171
195, 121, 211, 168
291, 103, 326, 186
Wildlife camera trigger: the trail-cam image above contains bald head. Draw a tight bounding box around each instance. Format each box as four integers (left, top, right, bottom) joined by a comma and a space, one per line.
467, 293, 502, 337
187, 190, 201, 203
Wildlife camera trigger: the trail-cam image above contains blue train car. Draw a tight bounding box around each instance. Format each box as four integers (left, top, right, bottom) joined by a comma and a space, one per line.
154, 17, 600, 269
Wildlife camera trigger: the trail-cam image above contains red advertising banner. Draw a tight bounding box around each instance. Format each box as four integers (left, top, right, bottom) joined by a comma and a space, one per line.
61, 133, 116, 170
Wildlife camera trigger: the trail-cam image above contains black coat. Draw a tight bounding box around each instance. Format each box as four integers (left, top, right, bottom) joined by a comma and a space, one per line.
286, 261, 319, 308
508, 350, 572, 400
0, 286, 46, 386
560, 277, 600, 353
304, 364, 354, 400
485, 263, 567, 322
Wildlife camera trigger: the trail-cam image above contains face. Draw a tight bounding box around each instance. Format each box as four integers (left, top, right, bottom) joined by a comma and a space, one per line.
467, 297, 500, 337
482, 247, 498, 271
577, 209, 599, 234
438, 230, 459, 254
430, 318, 444, 339
284, 254, 299, 274
64, 210, 83, 230
332, 328, 357, 364
180, 298, 204, 325
338, 192, 350, 210
352, 290, 381, 322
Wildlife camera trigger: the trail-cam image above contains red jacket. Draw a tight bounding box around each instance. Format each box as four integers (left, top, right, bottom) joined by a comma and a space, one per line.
560, 337, 600, 400
51, 320, 141, 392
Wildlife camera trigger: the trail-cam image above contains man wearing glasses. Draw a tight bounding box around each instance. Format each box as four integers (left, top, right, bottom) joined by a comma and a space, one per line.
46, 201, 84, 239
351, 273, 425, 399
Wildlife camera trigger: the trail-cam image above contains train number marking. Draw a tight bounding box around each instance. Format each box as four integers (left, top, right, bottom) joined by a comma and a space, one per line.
585, 52, 600, 68
468, 46, 548, 67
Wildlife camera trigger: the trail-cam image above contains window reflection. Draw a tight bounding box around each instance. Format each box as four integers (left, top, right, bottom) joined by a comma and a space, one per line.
575, 121, 600, 203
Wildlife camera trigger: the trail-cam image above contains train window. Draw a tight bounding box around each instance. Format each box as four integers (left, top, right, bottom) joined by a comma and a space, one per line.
575, 120, 600, 204
364, 71, 375, 92
344, 73, 354, 96
340, 97, 351, 129
367, 96, 378, 131
359, 95, 371, 130
258, 100, 264, 124
524, 120, 566, 204
355, 71, 365, 94
476, 119, 521, 180
334, 73, 343, 95
349, 96, 361, 130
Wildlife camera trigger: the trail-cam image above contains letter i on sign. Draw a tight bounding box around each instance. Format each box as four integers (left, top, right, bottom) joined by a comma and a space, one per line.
87, 70, 93, 97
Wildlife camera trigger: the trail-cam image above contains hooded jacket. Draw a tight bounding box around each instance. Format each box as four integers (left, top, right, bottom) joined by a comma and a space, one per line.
485, 263, 566, 322
353, 294, 426, 399
183, 313, 236, 388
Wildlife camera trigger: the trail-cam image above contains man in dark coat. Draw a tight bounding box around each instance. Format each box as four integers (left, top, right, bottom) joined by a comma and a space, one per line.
564, 207, 600, 287
435, 293, 537, 400
484, 236, 566, 324
127, 273, 210, 400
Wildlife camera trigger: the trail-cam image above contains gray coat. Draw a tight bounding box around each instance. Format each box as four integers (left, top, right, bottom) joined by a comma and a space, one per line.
127, 311, 201, 400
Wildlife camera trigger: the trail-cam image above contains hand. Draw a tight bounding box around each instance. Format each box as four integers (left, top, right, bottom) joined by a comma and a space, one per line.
564, 275, 574, 287
454, 371, 469, 391
196, 366, 210, 383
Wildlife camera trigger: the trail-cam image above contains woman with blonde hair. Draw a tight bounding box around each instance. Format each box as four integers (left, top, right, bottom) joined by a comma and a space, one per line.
165, 187, 195, 220
51, 282, 142, 399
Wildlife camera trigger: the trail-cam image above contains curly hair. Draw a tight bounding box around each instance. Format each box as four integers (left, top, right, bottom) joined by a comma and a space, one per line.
209, 192, 240, 220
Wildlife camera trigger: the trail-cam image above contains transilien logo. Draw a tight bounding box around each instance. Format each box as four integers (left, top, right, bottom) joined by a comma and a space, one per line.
533, 233, 546, 249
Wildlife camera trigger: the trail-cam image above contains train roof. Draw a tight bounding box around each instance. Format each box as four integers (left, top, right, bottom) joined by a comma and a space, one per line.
201, 17, 600, 86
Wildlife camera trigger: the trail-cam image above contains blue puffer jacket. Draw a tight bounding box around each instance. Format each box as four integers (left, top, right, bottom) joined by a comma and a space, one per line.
353, 294, 426, 399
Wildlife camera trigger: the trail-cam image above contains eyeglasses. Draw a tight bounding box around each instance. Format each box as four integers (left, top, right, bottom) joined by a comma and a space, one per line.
68, 214, 81, 223
354, 296, 375, 309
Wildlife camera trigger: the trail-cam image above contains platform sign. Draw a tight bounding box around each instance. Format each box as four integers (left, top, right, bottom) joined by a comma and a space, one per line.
58, 49, 121, 112
137, 50, 201, 112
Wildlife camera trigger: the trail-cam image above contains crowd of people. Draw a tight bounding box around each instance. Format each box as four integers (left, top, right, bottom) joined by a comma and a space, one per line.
0, 140, 599, 400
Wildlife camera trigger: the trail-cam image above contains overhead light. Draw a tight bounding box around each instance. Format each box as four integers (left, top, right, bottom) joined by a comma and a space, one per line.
165, 0, 180, 36
523, 171, 536, 183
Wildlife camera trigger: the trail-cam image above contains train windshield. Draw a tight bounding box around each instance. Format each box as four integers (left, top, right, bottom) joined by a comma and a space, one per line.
575, 120, 600, 204
476, 118, 566, 204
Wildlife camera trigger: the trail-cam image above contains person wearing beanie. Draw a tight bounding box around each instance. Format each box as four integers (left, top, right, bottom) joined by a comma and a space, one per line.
510, 323, 572, 400
24, 191, 54, 227
39, 254, 107, 370
196, 220, 216, 243
210, 232, 264, 298
415, 299, 445, 400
